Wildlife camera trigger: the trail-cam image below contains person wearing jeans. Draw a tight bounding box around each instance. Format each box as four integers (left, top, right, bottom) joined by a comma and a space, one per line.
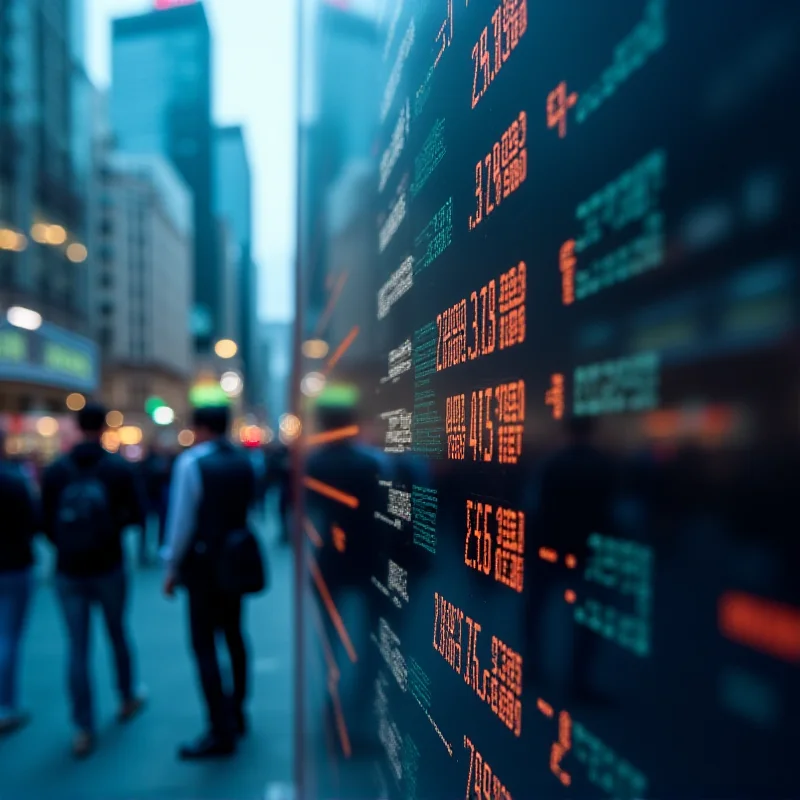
42, 403, 148, 758
55, 569, 133, 736
0, 443, 38, 736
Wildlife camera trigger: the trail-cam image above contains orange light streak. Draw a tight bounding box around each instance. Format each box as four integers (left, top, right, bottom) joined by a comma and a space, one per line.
719, 591, 800, 663
304, 517, 324, 548
538, 547, 558, 563
537, 698, 554, 718
310, 597, 351, 758
323, 325, 359, 376
308, 554, 358, 664
565, 554, 577, 569
305, 425, 360, 446
564, 589, 576, 604
303, 476, 359, 509
332, 524, 346, 553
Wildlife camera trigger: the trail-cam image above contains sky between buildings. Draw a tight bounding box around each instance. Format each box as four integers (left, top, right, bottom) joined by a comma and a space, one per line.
86, 0, 298, 323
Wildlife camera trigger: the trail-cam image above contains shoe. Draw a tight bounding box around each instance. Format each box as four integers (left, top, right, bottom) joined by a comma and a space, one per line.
178, 732, 236, 760
118, 694, 147, 723
0, 712, 30, 737
235, 709, 247, 738
72, 730, 95, 759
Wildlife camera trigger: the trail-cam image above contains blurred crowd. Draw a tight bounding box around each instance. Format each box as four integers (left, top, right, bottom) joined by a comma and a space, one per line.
0, 403, 291, 760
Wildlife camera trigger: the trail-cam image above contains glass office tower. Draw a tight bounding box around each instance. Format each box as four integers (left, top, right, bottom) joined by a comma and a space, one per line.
111, 2, 217, 352
215, 125, 258, 403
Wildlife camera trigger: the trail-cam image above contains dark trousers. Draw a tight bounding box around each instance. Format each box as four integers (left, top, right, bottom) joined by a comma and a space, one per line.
0, 569, 33, 716
187, 585, 247, 738
278, 489, 291, 543
56, 568, 134, 732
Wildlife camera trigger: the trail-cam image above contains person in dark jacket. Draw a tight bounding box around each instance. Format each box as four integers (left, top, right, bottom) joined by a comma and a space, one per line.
41, 402, 148, 758
140, 443, 173, 562
162, 405, 258, 760
263, 442, 292, 545
0, 431, 39, 736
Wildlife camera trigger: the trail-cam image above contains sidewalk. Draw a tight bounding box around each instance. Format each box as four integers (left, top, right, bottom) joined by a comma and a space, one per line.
0, 508, 294, 800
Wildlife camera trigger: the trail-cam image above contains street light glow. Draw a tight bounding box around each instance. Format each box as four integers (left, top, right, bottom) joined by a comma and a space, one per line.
214, 339, 238, 359
66, 243, 88, 263
302, 339, 329, 359
7, 306, 42, 331
220, 371, 243, 397
279, 413, 302, 441
46, 225, 67, 245
118, 426, 143, 446
66, 393, 86, 411
36, 416, 59, 437
300, 371, 326, 397
30, 223, 48, 243
152, 406, 175, 426
0, 229, 17, 249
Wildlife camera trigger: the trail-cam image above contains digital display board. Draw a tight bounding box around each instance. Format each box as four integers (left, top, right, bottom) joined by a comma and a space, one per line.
295, 2, 800, 797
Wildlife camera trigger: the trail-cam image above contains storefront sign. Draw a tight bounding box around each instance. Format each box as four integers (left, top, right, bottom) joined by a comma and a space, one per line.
0, 322, 99, 392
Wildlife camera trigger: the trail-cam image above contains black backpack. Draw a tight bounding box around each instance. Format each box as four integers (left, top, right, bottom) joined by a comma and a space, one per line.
55, 457, 115, 557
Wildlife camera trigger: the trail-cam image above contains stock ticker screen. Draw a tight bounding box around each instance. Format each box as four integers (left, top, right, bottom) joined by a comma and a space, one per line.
297, 1, 800, 798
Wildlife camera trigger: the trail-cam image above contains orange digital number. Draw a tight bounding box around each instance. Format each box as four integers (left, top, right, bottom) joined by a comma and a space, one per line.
471, 1, 527, 110
464, 735, 513, 800
550, 710, 572, 787
465, 615, 483, 694
436, 313, 443, 370
471, 112, 527, 229
447, 393, 466, 460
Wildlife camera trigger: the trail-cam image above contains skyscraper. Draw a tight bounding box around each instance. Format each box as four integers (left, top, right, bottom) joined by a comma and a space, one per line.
0, 0, 99, 448
110, 2, 217, 352
89, 150, 194, 435
214, 125, 258, 404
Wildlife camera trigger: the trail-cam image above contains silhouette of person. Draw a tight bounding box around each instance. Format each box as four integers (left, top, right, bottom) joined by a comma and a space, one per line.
525, 415, 617, 701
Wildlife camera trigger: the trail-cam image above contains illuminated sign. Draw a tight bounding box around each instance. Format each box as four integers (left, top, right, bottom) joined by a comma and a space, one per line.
0, 323, 98, 392
188, 381, 230, 408
297, 1, 800, 797
154, 0, 197, 9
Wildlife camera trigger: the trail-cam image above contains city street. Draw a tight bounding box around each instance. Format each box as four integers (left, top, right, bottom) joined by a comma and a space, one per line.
0, 510, 294, 800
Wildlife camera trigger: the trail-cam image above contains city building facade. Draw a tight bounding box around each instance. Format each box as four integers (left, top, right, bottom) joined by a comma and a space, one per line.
0, 0, 99, 460
90, 151, 194, 440
110, 1, 217, 352
214, 125, 259, 405
260, 319, 292, 431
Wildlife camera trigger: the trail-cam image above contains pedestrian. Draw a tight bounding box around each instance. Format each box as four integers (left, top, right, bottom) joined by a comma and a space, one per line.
41, 402, 147, 758
140, 442, 172, 563
264, 441, 292, 545
162, 404, 260, 760
0, 430, 39, 736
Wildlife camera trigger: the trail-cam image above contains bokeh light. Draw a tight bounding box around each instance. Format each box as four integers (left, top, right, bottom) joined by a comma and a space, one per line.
66, 393, 86, 411
106, 410, 124, 428
36, 416, 59, 437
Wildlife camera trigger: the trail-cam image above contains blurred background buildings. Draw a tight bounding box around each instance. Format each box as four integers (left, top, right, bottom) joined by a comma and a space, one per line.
0, 0, 293, 464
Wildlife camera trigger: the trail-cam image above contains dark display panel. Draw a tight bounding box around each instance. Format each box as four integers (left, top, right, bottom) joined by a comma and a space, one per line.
295, 2, 800, 798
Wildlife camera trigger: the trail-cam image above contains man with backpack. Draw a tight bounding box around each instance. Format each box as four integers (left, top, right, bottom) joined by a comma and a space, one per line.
162, 404, 264, 760
41, 402, 147, 758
